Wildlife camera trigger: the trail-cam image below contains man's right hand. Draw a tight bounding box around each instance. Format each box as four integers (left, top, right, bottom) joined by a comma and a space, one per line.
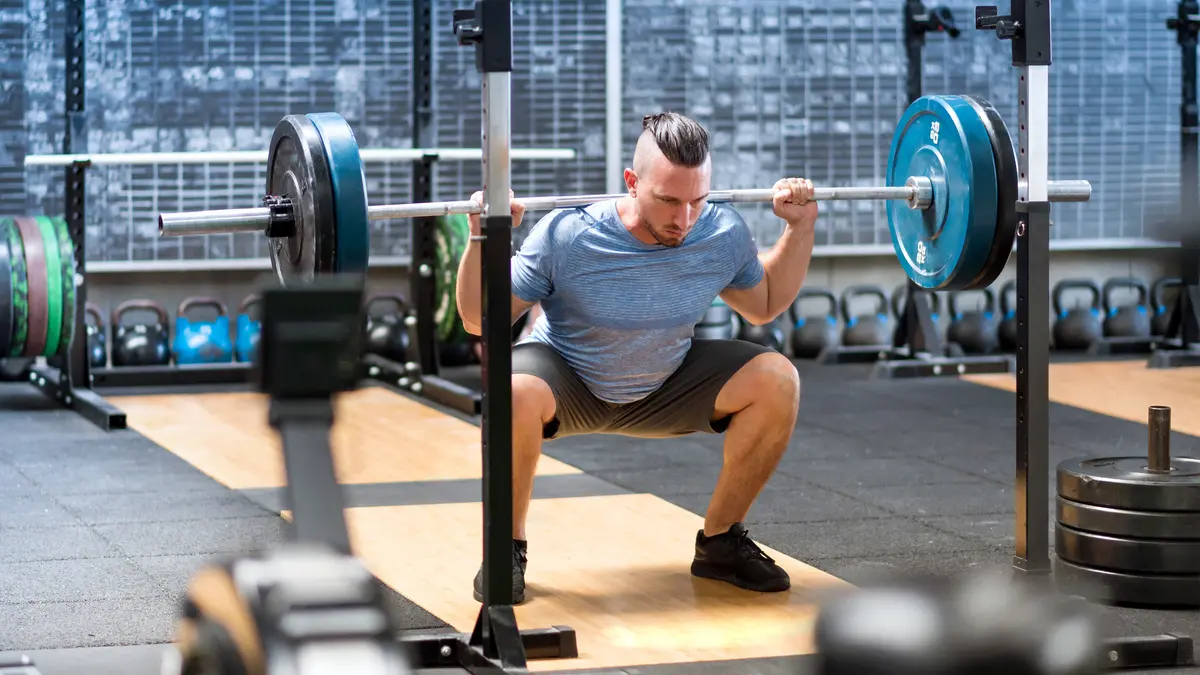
468, 190, 526, 235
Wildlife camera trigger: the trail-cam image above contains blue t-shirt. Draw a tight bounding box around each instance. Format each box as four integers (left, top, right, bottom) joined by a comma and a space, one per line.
511, 199, 764, 404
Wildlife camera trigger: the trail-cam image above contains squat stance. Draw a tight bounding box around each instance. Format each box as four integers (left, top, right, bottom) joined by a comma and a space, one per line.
456, 112, 817, 603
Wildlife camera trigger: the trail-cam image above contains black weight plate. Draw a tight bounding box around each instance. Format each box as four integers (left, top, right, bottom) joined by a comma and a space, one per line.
1054, 556, 1200, 608
0, 218, 11, 356
14, 217, 48, 357
960, 95, 1019, 290
1057, 495, 1200, 540
5, 217, 27, 356
266, 115, 336, 285
1058, 456, 1200, 512
1056, 522, 1200, 574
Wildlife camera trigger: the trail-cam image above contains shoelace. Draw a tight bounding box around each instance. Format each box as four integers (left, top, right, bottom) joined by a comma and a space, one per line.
736, 530, 775, 563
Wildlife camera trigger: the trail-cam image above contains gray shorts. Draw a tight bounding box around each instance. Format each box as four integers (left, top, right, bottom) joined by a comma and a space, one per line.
512, 339, 774, 440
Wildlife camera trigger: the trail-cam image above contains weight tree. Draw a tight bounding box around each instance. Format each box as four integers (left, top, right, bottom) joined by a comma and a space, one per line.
1150, 0, 1200, 369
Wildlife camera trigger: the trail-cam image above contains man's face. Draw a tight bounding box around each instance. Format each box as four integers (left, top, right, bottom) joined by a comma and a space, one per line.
626, 154, 712, 248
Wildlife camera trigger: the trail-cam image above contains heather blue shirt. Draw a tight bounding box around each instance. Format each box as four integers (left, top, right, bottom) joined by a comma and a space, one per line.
511, 199, 765, 404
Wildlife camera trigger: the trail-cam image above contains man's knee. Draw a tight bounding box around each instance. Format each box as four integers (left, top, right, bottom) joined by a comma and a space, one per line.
741, 352, 801, 409
513, 373, 556, 426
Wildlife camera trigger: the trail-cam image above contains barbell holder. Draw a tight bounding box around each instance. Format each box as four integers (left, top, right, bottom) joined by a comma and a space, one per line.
157, 178, 1092, 238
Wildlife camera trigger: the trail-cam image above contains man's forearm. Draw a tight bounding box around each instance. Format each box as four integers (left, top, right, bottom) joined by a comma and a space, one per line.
455, 240, 483, 333
760, 225, 816, 321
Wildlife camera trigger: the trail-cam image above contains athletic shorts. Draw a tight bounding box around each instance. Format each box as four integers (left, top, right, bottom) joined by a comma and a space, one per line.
512, 339, 774, 440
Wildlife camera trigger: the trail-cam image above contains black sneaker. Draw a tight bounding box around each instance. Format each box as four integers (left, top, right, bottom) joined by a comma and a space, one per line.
690, 522, 790, 592
472, 539, 528, 604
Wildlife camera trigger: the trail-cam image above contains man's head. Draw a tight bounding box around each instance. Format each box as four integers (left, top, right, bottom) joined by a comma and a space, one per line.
624, 112, 712, 247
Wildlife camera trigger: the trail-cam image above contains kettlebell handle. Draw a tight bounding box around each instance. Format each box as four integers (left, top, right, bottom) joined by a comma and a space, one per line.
1051, 279, 1101, 316
178, 296, 228, 318
85, 302, 104, 328
787, 288, 837, 325
113, 299, 169, 328
238, 294, 261, 315
998, 279, 1017, 316
1101, 277, 1149, 313
838, 285, 888, 323
890, 285, 940, 319
366, 293, 409, 316
1151, 277, 1184, 308
947, 288, 995, 318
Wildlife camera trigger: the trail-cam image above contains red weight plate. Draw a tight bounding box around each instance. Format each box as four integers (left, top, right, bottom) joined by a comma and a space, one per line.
14, 217, 48, 357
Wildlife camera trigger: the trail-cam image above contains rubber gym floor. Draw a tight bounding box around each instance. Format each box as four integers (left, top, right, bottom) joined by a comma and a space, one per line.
2, 356, 1199, 675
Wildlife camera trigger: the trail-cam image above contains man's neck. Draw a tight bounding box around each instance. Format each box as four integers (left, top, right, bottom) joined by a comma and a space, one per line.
615, 197, 658, 245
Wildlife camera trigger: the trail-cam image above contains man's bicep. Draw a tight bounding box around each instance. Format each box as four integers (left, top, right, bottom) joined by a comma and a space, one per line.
511, 294, 535, 324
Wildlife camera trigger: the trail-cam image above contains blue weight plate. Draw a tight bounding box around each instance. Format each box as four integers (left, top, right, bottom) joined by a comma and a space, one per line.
886, 95, 999, 290
0, 219, 11, 356
306, 112, 370, 275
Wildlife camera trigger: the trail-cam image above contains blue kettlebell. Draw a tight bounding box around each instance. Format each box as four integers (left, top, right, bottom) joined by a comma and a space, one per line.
235, 294, 262, 363
173, 296, 234, 365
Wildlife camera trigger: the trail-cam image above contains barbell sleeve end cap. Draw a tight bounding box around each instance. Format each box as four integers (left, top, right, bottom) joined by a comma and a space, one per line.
906, 176, 933, 210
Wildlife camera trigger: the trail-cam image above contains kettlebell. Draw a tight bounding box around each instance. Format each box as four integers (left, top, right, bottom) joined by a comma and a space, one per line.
946, 288, 999, 354
1052, 279, 1104, 350
839, 285, 890, 347
173, 297, 234, 365
695, 297, 739, 340
1151, 277, 1183, 336
111, 300, 171, 367
364, 293, 412, 363
85, 303, 107, 368
997, 279, 1017, 351
1101, 276, 1152, 338
788, 288, 840, 358
235, 295, 262, 363
890, 284, 941, 325
736, 312, 785, 352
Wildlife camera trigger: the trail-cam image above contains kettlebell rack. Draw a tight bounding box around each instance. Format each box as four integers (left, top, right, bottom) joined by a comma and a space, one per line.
1149, 0, 1200, 368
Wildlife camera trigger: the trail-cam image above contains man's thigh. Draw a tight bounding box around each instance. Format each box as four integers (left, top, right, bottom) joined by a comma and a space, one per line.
512, 342, 615, 439
608, 339, 774, 438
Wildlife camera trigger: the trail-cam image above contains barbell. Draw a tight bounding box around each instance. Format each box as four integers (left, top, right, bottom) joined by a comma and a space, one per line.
156, 95, 1092, 291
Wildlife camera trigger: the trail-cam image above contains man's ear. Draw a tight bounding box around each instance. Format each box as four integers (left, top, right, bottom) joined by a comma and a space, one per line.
623, 168, 638, 196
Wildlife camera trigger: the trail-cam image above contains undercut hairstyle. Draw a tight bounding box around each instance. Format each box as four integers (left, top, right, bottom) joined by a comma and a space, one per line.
641, 112, 709, 168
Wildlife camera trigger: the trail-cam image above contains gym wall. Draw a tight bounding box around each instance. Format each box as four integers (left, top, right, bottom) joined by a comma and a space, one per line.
6, 0, 1182, 322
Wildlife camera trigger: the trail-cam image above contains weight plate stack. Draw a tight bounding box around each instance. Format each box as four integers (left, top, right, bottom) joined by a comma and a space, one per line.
1054, 417, 1200, 607
434, 213, 471, 345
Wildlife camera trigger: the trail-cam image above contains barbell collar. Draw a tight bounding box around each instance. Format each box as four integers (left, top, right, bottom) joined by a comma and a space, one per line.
157, 178, 1093, 237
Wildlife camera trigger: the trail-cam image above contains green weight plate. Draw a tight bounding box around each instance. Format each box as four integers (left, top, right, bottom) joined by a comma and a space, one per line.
34, 216, 62, 357
1057, 495, 1200, 540
51, 214, 76, 357
1057, 522, 1200, 575
434, 214, 471, 344
306, 112, 370, 275
886, 95, 999, 291
266, 115, 336, 285
1054, 556, 1200, 609
1058, 456, 1200, 512
14, 217, 47, 357
960, 96, 1019, 290
6, 218, 27, 356
0, 219, 11, 356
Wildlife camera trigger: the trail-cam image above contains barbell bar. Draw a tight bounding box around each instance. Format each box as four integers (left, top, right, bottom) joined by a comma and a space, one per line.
158, 178, 1091, 238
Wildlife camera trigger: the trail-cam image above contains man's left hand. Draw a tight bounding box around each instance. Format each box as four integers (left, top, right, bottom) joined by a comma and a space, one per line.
772, 177, 818, 231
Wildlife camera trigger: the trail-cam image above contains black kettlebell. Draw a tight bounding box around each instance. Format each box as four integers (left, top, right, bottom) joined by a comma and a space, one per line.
789, 288, 840, 358
363, 293, 412, 363
737, 312, 785, 352
695, 297, 739, 340
1052, 279, 1103, 350
997, 279, 1017, 351
1101, 277, 1152, 338
1151, 277, 1183, 336
85, 303, 107, 368
111, 299, 171, 366
946, 288, 999, 354
890, 284, 942, 325
840, 285, 890, 347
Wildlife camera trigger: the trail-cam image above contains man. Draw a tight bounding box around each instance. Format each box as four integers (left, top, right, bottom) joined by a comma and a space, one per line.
455, 112, 818, 604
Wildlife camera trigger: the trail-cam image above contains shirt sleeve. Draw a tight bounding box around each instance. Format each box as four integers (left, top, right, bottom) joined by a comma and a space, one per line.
510, 210, 561, 303
727, 215, 765, 290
